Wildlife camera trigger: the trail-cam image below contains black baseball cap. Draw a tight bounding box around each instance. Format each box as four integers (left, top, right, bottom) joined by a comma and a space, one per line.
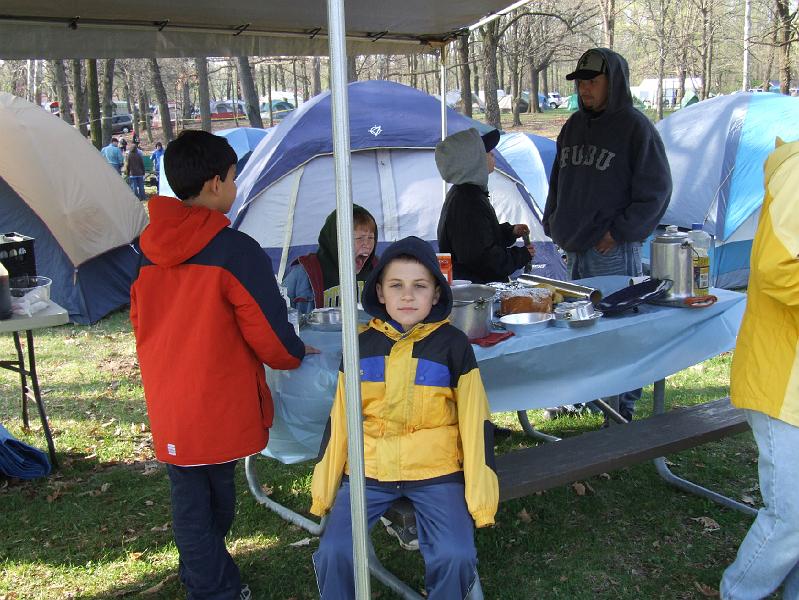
566, 49, 607, 81
481, 129, 500, 152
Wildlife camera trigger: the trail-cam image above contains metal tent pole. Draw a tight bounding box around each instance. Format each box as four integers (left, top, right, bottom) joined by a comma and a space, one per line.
326, 0, 371, 598
440, 45, 448, 201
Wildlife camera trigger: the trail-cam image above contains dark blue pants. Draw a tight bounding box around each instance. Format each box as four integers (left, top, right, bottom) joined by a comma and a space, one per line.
129, 175, 145, 201
166, 461, 241, 600
567, 242, 643, 419
313, 480, 478, 600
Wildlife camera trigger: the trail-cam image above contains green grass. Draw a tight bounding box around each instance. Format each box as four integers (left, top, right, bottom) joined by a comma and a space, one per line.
1, 310, 761, 599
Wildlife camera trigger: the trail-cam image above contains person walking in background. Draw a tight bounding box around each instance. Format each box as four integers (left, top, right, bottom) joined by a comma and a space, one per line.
542, 48, 672, 423
720, 138, 799, 600
100, 137, 124, 174
151, 141, 164, 187
124, 140, 147, 201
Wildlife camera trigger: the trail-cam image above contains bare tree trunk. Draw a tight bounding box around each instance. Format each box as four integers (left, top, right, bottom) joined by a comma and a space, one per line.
150, 58, 175, 142
87, 60, 102, 149
511, 63, 522, 127
656, 52, 665, 121
763, 11, 778, 89
498, 53, 505, 93
33, 60, 42, 107
458, 35, 472, 118
347, 56, 357, 82
195, 58, 212, 132
72, 58, 89, 137
312, 57, 322, 96
236, 56, 264, 128
471, 41, 480, 110
292, 59, 299, 107
302, 59, 310, 101
598, 0, 616, 48
101, 59, 115, 146
542, 67, 549, 97
138, 91, 152, 142
181, 80, 192, 122
126, 77, 140, 138
743, 0, 752, 90
409, 54, 418, 89
266, 65, 274, 127
776, 0, 792, 93
481, 22, 501, 130
53, 60, 71, 123
531, 68, 541, 114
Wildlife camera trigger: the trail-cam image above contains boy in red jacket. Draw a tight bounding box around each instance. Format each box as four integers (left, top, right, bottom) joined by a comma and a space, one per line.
131, 130, 317, 599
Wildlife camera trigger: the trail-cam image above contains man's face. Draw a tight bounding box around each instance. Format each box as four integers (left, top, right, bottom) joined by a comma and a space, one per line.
486, 151, 496, 174
578, 74, 609, 112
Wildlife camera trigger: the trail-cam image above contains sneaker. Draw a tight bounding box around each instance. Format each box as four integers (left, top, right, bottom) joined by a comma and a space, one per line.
240, 584, 252, 600
380, 516, 419, 551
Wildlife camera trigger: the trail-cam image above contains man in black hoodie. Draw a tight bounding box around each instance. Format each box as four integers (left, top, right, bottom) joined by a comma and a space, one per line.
543, 48, 672, 422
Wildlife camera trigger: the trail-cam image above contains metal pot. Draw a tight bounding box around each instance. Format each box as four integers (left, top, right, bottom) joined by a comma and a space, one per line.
650, 225, 694, 300
450, 284, 495, 339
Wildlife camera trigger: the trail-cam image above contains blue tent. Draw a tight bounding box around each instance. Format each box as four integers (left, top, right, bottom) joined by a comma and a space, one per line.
158, 126, 271, 197
0, 92, 148, 324
496, 132, 556, 215
655, 92, 799, 288
230, 80, 566, 281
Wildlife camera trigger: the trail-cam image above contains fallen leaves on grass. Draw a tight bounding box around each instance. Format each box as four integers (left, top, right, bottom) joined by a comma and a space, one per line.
571, 481, 594, 496
289, 537, 317, 547
694, 581, 720, 597
741, 494, 756, 506
691, 516, 720, 532
150, 522, 171, 532
261, 484, 274, 496
517, 508, 533, 523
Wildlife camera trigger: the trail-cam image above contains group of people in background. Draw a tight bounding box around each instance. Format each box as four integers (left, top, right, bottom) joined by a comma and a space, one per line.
99, 135, 164, 202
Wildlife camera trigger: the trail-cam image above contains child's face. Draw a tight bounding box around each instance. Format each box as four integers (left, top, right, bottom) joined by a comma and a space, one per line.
353, 224, 376, 273
216, 164, 237, 212
376, 259, 440, 330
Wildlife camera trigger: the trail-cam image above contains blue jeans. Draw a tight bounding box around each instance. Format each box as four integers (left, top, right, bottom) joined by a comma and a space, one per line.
720, 411, 799, 600
566, 241, 643, 419
129, 175, 145, 201
313, 480, 479, 600
166, 461, 241, 600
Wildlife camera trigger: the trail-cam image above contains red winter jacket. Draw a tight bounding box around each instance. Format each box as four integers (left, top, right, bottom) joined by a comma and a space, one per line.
131, 196, 305, 466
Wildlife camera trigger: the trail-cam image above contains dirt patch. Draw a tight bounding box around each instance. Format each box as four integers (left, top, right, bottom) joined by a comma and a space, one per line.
99, 356, 140, 379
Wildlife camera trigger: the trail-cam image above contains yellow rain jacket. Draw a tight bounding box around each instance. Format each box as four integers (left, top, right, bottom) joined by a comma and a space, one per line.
310, 318, 499, 527
730, 139, 799, 426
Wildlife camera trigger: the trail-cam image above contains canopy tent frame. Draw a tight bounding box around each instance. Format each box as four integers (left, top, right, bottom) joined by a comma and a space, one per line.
1, 1, 531, 597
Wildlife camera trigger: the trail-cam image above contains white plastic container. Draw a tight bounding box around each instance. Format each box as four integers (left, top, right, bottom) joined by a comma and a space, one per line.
687, 223, 712, 296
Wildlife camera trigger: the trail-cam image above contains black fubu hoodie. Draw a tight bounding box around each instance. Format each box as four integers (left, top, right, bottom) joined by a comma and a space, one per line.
543, 48, 672, 253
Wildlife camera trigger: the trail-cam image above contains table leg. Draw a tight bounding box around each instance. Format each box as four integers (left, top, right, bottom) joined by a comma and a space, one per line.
12, 332, 30, 428
651, 379, 756, 516
516, 411, 561, 442
24, 330, 58, 468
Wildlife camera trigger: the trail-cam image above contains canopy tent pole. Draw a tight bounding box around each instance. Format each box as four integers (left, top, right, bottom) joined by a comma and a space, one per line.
440, 45, 448, 202
326, 0, 371, 598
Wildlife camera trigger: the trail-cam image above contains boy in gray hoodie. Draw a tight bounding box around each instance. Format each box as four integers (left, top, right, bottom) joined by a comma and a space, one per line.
436, 128, 534, 284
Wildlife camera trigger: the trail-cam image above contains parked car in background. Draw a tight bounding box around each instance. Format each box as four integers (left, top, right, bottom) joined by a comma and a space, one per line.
547, 92, 562, 109
110, 113, 133, 133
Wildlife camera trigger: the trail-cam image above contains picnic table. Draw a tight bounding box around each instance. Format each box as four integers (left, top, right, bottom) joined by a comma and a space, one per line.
246, 276, 750, 599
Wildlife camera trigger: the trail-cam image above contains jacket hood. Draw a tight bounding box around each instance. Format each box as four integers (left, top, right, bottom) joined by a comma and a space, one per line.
435, 128, 489, 189
140, 195, 230, 267
576, 48, 633, 115
361, 236, 453, 325
316, 204, 378, 289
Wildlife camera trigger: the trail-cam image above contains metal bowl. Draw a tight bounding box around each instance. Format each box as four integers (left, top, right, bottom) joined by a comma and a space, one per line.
305, 307, 343, 331
553, 311, 603, 328
499, 312, 553, 335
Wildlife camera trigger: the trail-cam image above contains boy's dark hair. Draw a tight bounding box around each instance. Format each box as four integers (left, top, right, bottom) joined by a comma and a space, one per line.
164, 130, 237, 201
111, 137, 118, 144
155, 141, 163, 149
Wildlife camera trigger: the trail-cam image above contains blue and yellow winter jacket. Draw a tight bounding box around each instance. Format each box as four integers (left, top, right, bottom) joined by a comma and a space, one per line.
310, 236, 499, 527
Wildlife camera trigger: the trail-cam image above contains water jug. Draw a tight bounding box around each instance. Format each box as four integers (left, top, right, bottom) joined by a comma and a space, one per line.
650, 226, 694, 300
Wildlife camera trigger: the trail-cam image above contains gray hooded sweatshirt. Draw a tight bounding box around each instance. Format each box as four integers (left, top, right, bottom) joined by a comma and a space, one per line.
436, 128, 530, 283
542, 48, 672, 253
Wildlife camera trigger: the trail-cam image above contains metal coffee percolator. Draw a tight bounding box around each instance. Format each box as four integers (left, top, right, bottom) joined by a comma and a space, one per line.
650, 225, 694, 301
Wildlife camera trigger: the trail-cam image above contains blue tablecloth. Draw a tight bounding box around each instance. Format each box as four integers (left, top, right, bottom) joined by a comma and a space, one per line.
263, 276, 745, 463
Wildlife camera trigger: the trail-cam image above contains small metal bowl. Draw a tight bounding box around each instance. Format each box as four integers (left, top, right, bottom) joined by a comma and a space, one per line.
499, 312, 553, 335
306, 307, 343, 331
553, 311, 603, 328
553, 300, 596, 321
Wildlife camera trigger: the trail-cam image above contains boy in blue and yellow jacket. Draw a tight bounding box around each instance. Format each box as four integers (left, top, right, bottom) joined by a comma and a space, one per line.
310, 236, 498, 600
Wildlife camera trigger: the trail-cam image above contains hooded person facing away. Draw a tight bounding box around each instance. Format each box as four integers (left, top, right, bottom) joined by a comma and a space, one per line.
436, 128, 534, 284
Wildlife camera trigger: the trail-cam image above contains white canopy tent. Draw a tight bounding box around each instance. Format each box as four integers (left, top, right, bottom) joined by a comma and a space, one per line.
0, 2, 530, 597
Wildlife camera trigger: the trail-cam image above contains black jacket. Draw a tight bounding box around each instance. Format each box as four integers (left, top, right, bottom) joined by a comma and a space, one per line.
437, 183, 530, 283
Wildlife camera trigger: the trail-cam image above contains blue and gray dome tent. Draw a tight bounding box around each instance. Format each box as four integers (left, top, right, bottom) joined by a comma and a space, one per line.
656, 92, 799, 288
496, 132, 556, 216
230, 80, 566, 281
159, 126, 271, 197
0, 93, 148, 324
